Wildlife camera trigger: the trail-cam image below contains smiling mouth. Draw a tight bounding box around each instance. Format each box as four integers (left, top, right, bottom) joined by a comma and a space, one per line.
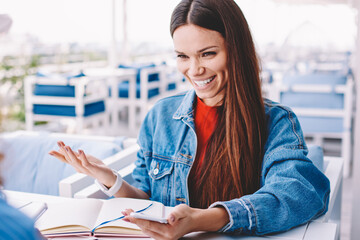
193, 76, 216, 87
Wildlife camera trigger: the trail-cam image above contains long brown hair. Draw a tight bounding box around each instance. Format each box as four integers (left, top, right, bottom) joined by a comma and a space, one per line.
171, 0, 267, 208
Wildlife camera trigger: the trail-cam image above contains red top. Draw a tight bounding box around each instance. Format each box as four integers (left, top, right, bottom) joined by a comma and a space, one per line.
188, 97, 219, 205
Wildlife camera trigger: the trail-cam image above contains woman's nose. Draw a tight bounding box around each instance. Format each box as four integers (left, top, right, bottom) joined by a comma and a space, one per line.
188, 59, 204, 76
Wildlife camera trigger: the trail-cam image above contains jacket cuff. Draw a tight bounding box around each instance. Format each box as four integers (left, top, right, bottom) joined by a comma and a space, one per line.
209, 198, 256, 234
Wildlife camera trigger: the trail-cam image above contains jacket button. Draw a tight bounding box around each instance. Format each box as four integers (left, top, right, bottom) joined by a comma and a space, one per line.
153, 168, 159, 175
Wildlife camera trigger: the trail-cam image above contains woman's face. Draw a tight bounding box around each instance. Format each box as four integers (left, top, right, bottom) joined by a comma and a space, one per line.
173, 24, 228, 106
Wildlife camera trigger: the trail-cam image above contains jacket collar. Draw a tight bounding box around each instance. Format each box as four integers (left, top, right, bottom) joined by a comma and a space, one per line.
173, 89, 196, 120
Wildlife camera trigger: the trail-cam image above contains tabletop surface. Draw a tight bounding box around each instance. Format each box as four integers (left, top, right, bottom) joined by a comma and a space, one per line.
3, 190, 338, 240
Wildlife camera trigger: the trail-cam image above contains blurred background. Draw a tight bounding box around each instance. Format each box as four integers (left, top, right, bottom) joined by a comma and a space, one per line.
0, 0, 357, 132
0, 0, 359, 239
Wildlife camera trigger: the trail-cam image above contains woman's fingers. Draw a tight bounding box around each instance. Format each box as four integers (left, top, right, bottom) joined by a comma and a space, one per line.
78, 149, 91, 169
121, 208, 134, 217
122, 205, 195, 239
48, 150, 67, 163
66, 147, 93, 174
49, 141, 96, 176
57, 141, 71, 162
126, 217, 174, 240
167, 204, 190, 225
65, 146, 82, 165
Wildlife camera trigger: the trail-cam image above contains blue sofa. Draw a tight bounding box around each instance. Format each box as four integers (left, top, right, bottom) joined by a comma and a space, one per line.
0, 131, 125, 196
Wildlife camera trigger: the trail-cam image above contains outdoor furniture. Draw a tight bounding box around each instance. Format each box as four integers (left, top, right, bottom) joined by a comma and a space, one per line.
270, 71, 354, 177
116, 63, 167, 133
0, 131, 138, 197
84, 63, 181, 137
24, 72, 108, 134
116, 63, 180, 131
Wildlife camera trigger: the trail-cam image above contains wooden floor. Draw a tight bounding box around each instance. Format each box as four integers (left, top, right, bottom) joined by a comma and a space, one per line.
341, 176, 353, 240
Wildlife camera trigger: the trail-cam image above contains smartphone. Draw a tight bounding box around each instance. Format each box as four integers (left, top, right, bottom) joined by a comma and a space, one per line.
130, 212, 168, 224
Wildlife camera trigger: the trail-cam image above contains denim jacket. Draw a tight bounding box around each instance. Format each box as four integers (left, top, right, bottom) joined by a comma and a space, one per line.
132, 89, 330, 235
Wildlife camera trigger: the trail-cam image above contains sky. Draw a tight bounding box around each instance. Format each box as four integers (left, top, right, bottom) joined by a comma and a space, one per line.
0, 0, 357, 51
0, 0, 177, 44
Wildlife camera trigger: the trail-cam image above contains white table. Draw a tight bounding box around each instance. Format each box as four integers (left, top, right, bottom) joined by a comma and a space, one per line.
4, 190, 338, 240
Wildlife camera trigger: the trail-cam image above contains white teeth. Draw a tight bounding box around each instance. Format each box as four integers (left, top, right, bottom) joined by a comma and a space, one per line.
194, 76, 215, 87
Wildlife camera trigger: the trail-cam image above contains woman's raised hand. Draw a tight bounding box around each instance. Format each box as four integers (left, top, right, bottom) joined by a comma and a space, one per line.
48, 141, 117, 188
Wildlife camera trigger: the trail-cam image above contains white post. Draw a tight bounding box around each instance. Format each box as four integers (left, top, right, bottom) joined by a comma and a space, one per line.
121, 0, 129, 63
350, 2, 360, 240
108, 0, 118, 68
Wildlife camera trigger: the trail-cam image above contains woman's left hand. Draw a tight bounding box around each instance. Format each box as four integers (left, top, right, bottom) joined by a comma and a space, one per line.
123, 204, 198, 240
123, 203, 229, 240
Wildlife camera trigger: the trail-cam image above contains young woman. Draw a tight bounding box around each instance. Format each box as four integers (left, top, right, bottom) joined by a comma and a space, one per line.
50, 0, 330, 239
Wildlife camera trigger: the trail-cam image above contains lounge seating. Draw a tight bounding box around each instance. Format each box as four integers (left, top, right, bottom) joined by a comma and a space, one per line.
24, 72, 109, 134
274, 71, 354, 177
264, 63, 355, 177
0, 131, 138, 197
84, 63, 182, 136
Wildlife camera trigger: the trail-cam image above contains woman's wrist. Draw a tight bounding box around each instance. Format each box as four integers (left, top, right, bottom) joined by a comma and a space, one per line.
95, 170, 123, 197
102, 170, 118, 188
192, 206, 229, 232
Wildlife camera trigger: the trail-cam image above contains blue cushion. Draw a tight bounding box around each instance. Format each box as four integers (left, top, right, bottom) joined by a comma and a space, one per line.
33, 101, 105, 117
280, 92, 344, 109
36, 71, 85, 80
118, 63, 160, 83
0, 132, 125, 195
283, 73, 347, 85
33, 72, 86, 97
34, 85, 76, 97
167, 83, 177, 91
307, 145, 324, 172
117, 82, 160, 99
298, 116, 344, 133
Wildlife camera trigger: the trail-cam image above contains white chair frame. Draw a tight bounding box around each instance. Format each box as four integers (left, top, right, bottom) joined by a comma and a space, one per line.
315, 156, 343, 240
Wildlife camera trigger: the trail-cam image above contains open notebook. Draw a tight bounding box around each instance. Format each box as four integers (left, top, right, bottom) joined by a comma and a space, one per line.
35, 197, 172, 238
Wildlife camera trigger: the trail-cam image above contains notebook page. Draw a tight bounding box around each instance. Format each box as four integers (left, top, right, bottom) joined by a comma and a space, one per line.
35, 198, 103, 232
95, 197, 164, 230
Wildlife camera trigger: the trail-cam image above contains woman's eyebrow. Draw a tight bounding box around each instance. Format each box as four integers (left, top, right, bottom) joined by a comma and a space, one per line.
174, 46, 219, 54
198, 46, 219, 53
174, 50, 184, 54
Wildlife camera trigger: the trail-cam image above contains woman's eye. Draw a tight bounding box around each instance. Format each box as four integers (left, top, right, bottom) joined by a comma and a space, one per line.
202, 51, 216, 57
177, 54, 188, 59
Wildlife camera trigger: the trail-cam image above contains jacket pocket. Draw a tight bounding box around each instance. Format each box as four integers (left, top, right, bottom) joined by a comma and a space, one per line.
148, 158, 175, 204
